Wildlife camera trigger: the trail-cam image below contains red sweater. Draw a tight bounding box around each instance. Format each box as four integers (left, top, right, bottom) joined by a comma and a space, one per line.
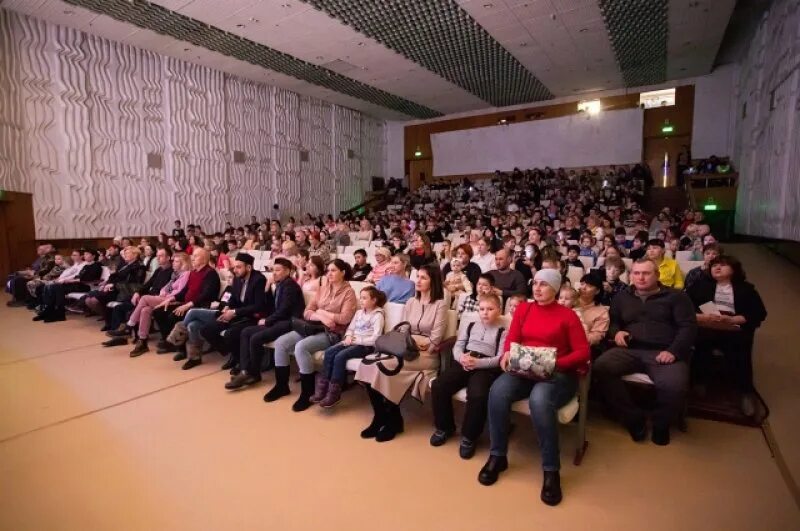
503, 301, 590, 373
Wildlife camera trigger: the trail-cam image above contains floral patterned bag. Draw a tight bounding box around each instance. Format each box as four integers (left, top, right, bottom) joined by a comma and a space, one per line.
508, 342, 557, 380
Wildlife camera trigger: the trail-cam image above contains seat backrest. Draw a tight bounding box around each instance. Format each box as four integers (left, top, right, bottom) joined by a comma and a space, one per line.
350, 280, 370, 295
567, 266, 585, 286
622, 257, 633, 271
679, 260, 704, 274
675, 250, 692, 262
383, 302, 406, 331
578, 256, 594, 271
444, 309, 458, 338
100, 266, 111, 282
302, 290, 315, 307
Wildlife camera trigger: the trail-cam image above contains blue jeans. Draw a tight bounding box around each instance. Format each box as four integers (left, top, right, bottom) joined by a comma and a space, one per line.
183, 308, 219, 345
273, 331, 333, 374
323, 343, 373, 383
487, 372, 577, 471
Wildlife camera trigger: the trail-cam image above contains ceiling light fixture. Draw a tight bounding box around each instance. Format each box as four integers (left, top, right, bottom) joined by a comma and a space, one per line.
249, 17, 259, 23
483, 3, 494, 8
414, 147, 423, 157
236, 23, 245, 28
579, 28, 588, 33
577, 99, 602, 115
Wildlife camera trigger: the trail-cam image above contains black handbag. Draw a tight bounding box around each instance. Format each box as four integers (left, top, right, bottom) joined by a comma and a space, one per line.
291, 317, 327, 337
361, 322, 420, 376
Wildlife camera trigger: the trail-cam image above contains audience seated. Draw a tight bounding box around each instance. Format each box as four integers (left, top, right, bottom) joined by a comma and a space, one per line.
430, 293, 507, 458
480, 269, 589, 506
264, 259, 356, 412
471, 238, 495, 273
574, 274, 610, 348
442, 244, 482, 289
84, 246, 146, 330
351, 249, 372, 281
684, 243, 721, 290
686, 255, 767, 416
313, 286, 387, 408
376, 254, 415, 304
153, 248, 220, 358
357, 264, 447, 442
227, 258, 306, 389
7, 243, 56, 307
34, 249, 102, 323
593, 259, 697, 446
488, 248, 527, 301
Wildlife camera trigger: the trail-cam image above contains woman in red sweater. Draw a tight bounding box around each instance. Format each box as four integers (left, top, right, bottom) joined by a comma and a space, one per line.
478, 268, 589, 507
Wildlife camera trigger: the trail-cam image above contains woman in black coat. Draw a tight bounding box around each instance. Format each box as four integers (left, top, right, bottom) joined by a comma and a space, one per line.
686, 255, 767, 416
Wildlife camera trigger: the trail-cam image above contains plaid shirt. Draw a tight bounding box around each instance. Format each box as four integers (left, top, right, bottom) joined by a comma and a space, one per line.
458, 295, 480, 318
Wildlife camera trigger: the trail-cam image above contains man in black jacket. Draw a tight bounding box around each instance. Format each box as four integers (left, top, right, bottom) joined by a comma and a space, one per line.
36, 249, 103, 323
197, 253, 267, 371
594, 258, 697, 446
173, 253, 265, 371
103, 246, 174, 350
225, 258, 305, 389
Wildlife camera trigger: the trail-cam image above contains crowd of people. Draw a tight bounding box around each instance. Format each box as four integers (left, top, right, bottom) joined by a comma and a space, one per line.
5, 164, 767, 507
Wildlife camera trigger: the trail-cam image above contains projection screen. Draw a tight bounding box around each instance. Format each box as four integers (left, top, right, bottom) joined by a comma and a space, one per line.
431, 107, 644, 176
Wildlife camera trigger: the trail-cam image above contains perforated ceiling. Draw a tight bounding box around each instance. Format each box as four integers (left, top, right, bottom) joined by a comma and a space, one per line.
599, 0, 669, 87
303, 0, 553, 106
60, 0, 443, 119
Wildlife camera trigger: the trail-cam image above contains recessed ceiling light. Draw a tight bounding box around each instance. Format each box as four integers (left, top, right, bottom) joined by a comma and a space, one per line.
63, 9, 75, 15
483, 3, 494, 8
316, 55, 324, 60
357, 42, 365, 46
519, 42, 527, 47
579, 28, 588, 33
280, 3, 291, 7
249, 17, 259, 23
183, 48, 190, 52
236, 23, 245, 28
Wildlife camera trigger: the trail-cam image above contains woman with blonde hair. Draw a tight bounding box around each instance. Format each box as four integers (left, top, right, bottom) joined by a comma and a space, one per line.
85, 246, 146, 329
115, 252, 191, 356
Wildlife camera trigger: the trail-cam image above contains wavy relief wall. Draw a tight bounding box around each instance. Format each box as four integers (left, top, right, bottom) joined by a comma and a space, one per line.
0, 9, 385, 239
226, 78, 275, 226
734, 0, 800, 241
361, 116, 386, 194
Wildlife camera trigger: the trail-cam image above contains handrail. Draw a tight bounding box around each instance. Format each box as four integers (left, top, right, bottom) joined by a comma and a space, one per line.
340, 189, 389, 216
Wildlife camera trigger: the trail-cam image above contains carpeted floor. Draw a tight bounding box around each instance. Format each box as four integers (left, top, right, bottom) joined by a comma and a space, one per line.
1, 244, 798, 530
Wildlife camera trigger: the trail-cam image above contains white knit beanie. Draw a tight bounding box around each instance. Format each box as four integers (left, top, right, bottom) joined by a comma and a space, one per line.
534, 268, 562, 293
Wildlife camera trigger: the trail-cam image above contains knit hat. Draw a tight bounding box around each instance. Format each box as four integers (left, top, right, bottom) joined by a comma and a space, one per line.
534, 268, 562, 293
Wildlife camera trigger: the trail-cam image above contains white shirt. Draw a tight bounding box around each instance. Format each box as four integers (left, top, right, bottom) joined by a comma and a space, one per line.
471, 252, 495, 273
57, 261, 85, 282
714, 283, 735, 315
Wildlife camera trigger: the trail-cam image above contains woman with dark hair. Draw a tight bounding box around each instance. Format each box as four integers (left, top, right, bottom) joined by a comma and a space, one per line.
356, 263, 448, 442
265, 258, 357, 412
442, 243, 481, 288
574, 273, 610, 347
409, 232, 436, 270
301, 255, 326, 294
686, 255, 767, 416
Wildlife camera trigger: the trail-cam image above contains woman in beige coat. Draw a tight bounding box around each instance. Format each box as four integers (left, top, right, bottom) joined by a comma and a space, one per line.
356, 264, 448, 442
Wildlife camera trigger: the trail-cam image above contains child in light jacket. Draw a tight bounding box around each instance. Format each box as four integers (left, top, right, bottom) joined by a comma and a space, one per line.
313, 286, 387, 408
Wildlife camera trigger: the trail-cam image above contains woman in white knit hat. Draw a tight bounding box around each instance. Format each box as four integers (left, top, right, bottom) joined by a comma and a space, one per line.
478, 268, 590, 507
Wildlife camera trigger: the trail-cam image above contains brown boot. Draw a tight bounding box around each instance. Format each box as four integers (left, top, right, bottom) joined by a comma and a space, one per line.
129, 339, 149, 357
319, 381, 343, 408
309, 374, 330, 403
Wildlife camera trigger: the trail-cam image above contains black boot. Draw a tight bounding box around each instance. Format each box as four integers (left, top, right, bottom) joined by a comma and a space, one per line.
478, 455, 508, 486
292, 373, 316, 412
376, 402, 404, 442
361, 386, 385, 439
43, 306, 66, 323
263, 366, 291, 402
220, 355, 236, 371
540, 471, 562, 506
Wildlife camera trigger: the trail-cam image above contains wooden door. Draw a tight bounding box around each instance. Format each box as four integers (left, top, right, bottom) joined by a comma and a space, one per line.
0, 192, 36, 279
408, 159, 433, 191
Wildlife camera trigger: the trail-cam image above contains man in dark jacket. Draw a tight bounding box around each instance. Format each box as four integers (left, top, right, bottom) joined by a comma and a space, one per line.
153, 248, 220, 355
197, 253, 267, 371
36, 249, 103, 323
225, 257, 305, 389
103, 246, 175, 349
594, 258, 697, 446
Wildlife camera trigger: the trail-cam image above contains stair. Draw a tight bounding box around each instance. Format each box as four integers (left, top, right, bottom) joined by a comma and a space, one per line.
645, 186, 688, 215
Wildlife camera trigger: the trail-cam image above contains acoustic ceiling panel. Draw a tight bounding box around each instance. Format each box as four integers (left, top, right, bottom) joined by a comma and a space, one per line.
60, 0, 442, 118
599, 0, 669, 87
303, 0, 554, 106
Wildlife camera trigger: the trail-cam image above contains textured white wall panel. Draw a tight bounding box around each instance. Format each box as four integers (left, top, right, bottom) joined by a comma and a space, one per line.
0, 9, 386, 238
733, 0, 800, 241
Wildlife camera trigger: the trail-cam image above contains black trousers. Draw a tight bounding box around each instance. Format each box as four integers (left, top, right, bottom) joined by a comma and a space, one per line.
694, 328, 755, 393
11, 275, 32, 302
431, 363, 502, 441
152, 307, 181, 341
593, 347, 688, 428
200, 318, 256, 359
42, 282, 90, 309
239, 321, 293, 376
107, 301, 134, 330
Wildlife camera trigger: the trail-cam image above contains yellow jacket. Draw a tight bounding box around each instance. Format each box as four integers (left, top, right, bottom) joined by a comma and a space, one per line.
658, 258, 684, 289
